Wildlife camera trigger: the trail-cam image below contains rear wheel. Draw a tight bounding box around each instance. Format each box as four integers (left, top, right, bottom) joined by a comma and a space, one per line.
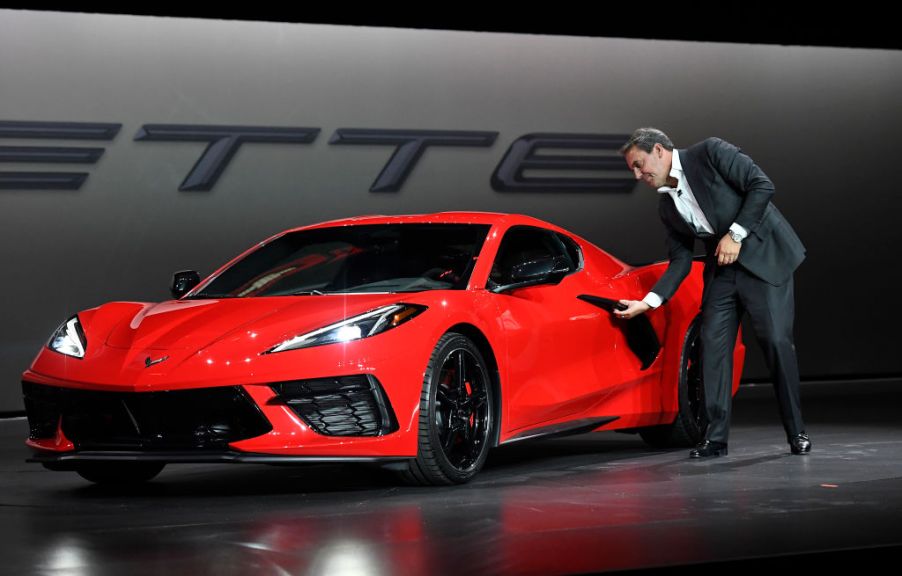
639, 319, 707, 448
401, 333, 493, 485
75, 462, 166, 484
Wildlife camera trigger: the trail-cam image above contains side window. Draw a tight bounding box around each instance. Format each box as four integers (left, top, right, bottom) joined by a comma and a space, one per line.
556, 232, 584, 272
489, 226, 575, 287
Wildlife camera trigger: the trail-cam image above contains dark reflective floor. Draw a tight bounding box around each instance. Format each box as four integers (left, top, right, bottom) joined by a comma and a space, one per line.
2, 379, 901, 575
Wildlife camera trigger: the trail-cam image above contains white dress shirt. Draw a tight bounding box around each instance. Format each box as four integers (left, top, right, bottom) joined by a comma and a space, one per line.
643, 150, 748, 309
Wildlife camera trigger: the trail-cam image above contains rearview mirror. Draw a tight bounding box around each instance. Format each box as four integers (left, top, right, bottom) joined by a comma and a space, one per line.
492, 256, 570, 293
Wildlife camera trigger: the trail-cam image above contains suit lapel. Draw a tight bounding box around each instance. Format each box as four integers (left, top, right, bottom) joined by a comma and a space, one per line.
679, 147, 720, 232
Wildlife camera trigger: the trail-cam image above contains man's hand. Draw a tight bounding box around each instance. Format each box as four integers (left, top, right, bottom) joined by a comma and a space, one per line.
715, 233, 741, 266
615, 300, 651, 320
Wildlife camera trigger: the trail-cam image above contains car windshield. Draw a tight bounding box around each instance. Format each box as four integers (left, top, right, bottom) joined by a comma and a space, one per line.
190, 223, 491, 297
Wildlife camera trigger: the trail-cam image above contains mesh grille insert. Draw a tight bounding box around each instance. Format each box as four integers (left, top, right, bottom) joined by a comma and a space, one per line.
22, 382, 272, 450
270, 375, 398, 437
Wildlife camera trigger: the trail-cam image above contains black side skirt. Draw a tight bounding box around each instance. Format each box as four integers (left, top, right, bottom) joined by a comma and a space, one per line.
503, 416, 620, 445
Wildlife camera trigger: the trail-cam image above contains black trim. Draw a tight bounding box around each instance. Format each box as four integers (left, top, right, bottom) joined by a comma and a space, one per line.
21, 382, 272, 450
29, 450, 409, 468
578, 294, 661, 369
503, 416, 619, 444
269, 375, 399, 437
577, 294, 627, 313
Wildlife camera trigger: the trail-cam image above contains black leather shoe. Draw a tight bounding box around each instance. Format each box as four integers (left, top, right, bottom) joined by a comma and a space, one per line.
689, 440, 728, 458
789, 432, 811, 455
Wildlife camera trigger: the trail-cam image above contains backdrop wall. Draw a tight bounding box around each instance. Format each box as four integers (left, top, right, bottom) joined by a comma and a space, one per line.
2, 10, 899, 412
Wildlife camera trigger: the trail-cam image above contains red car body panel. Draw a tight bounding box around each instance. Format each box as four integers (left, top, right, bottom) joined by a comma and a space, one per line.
23, 212, 744, 461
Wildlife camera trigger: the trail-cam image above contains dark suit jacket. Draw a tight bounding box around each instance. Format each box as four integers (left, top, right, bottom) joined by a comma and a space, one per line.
651, 137, 806, 304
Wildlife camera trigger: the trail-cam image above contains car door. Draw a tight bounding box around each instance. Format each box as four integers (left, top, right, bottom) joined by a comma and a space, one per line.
488, 226, 639, 433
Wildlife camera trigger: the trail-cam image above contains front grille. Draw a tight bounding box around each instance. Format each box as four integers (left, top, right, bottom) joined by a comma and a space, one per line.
22, 382, 272, 450
270, 375, 398, 437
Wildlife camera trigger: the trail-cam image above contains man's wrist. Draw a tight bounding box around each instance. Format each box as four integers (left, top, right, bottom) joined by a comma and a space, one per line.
643, 292, 663, 309
729, 222, 748, 242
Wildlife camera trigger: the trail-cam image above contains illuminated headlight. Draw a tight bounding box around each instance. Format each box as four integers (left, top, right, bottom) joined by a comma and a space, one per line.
48, 316, 87, 359
265, 304, 426, 354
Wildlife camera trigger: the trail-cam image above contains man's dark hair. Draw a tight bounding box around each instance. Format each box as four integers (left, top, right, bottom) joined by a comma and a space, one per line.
619, 128, 674, 155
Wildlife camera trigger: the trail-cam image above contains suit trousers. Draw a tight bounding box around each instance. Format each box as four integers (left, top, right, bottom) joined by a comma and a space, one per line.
700, 263, 805, 444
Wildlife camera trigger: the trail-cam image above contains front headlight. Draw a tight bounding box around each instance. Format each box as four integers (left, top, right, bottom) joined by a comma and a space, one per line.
265, 304, 427, 354
48, 316, 87, 358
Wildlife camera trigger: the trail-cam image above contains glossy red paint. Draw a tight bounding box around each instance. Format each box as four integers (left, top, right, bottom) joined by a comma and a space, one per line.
22, 212, 743, 469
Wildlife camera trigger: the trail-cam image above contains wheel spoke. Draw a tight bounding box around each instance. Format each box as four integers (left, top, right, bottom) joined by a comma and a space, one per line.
456, 351, 467, 397
442, 427, 456, 450
470, 390, 487, 410
447, 419, 466, 444
429, 343, 492, 474
436, 385, 457, 409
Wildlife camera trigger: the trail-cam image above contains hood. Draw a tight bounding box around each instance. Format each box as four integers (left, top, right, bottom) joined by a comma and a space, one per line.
103, 294, 411, 354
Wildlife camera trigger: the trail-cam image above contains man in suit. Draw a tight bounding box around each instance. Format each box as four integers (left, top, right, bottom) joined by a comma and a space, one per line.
616, 127, 811, 458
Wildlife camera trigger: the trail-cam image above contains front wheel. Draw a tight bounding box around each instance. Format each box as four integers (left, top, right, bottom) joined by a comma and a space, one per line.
639, 319, 707, 448
401, 333, 493, 485
75, 462, 166, 484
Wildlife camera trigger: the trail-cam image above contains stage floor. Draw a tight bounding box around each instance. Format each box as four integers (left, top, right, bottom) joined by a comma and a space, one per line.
2, 378, 900, 575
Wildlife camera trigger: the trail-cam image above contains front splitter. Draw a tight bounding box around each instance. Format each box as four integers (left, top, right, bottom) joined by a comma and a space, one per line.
29, 450, 410, 469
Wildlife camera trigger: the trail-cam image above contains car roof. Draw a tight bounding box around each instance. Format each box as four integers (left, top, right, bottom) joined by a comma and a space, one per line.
287, 212, 565, 232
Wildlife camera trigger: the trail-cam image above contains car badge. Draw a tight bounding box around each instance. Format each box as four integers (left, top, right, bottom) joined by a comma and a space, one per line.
145, 355, 169, 368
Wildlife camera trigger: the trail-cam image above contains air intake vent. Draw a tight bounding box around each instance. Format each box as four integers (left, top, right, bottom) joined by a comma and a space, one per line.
22, 382, 272, 450
270, 375, 398, 437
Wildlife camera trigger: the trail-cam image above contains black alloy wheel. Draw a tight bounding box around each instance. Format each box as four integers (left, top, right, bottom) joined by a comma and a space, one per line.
639, 318, 707, 447
683, 321, 706, 439
402, 332, 493, 485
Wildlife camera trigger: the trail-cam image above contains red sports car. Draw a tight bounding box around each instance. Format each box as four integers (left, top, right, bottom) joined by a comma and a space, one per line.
22, 212, 743, 485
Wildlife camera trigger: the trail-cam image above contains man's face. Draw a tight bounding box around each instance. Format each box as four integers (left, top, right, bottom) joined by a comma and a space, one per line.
624, 143, 671, 189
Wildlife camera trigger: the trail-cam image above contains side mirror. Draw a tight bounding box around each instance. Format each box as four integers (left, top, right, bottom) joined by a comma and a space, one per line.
492, 256, 570, 293
511, 257, 557, 283
170, 270, 201, 299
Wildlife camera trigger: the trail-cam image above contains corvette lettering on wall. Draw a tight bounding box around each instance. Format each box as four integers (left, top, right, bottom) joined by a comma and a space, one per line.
0, 120, 634, 193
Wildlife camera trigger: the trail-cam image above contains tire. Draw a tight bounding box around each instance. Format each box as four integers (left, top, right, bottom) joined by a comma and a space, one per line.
75, 462, 166, 485
639, 318, 707, 448
401, 332, 494, 485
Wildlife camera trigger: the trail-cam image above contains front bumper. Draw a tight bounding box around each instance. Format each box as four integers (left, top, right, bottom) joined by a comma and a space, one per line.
22, 374, 413, 459
22, 299, 451, 460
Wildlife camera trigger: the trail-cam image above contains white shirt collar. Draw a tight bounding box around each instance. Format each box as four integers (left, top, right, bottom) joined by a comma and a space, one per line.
657, 149, 682, 194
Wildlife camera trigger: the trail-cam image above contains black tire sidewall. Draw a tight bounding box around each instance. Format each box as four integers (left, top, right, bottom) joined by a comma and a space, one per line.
418, 333, 493, 484
676, 318, 706, 443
